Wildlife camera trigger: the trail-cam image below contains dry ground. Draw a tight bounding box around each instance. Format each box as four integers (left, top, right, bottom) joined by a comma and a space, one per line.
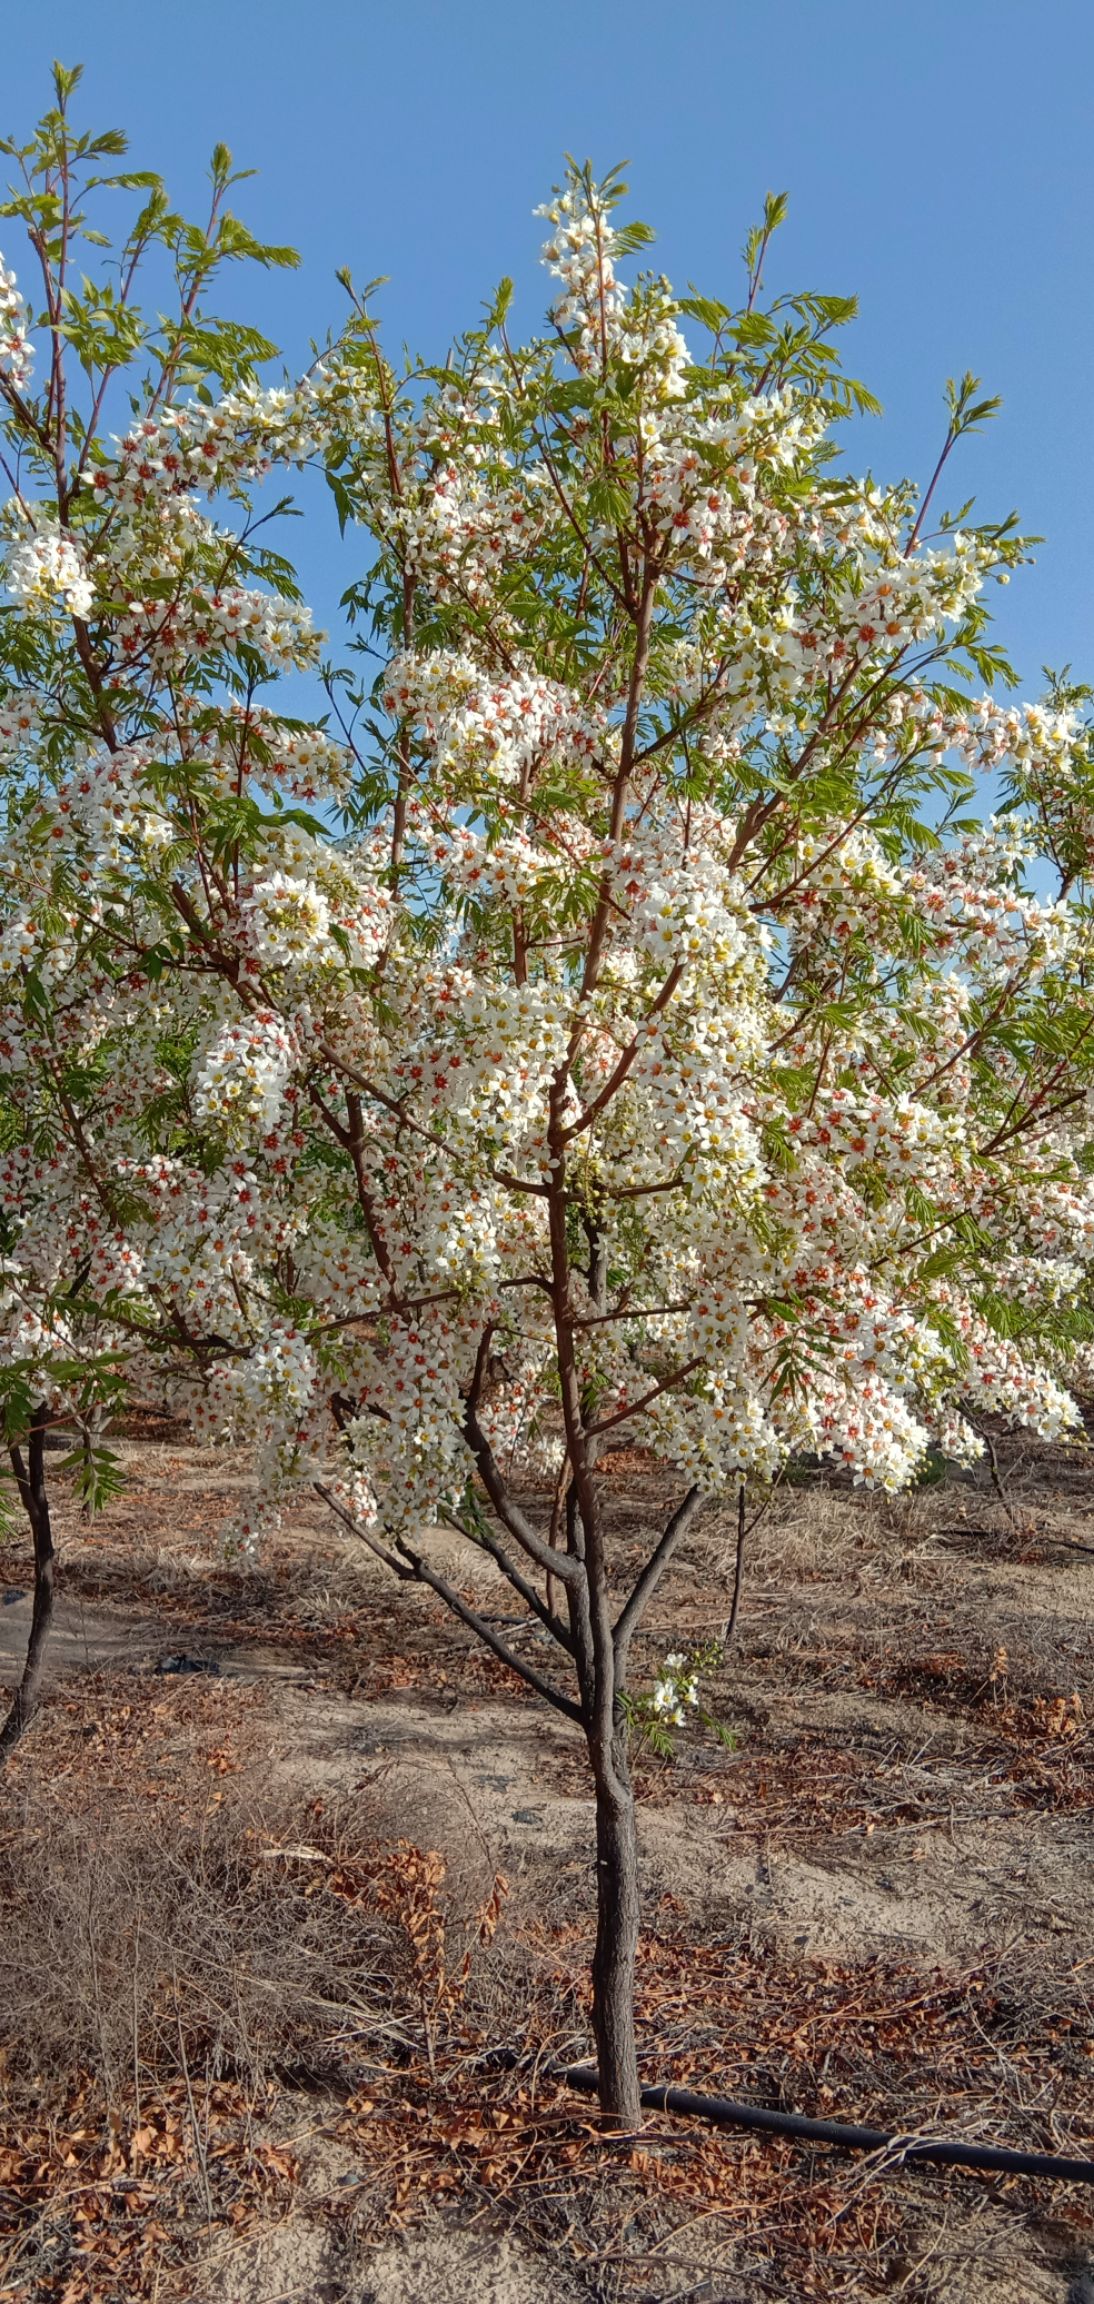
1, 1419, 1093, 2302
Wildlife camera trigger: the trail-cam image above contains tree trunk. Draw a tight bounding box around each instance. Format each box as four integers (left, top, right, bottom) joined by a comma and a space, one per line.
590, 1729, 642, 2126
0, 1406, 57, 1764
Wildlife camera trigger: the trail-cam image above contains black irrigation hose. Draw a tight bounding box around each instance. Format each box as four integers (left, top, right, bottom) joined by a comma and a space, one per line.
560, 2064, 1094, 2184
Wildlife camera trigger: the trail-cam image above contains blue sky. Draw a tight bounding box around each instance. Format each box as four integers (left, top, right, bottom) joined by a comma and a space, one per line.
3, 0, 1091, 695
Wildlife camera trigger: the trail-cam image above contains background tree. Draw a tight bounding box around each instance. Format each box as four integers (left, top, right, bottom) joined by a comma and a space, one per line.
3, 83, 1094, 2119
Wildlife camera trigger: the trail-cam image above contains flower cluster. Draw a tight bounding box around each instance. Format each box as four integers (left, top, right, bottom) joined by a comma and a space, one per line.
650, 1651, 701, 1727
93, 381, 329, 510
242, 873, 332, 967
0, 256, 33, 388
0, 689, 40, 760
537, 181, 627, 363
383, 651, 600, 795
192, 1011, 300, 1142
4, 517, 94, 619
118, 585, 320, 674
217, 708, 353, 807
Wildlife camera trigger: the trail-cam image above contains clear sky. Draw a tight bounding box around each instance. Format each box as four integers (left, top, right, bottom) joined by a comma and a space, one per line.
3, 0, 1091, 695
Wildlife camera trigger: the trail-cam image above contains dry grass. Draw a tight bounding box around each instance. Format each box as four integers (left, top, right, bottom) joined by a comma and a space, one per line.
0, 1683, 388, 2299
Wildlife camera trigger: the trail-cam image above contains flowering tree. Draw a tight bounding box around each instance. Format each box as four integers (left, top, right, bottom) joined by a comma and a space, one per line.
3, 79, 1094, 2118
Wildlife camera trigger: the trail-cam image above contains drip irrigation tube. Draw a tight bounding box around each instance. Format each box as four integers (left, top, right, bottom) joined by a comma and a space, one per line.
560, 2065, 1094, 2184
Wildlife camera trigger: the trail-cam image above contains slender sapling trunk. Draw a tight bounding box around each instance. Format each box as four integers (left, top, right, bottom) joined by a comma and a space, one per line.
589, 1722, 643, 2126
0, 1404, 57, 1763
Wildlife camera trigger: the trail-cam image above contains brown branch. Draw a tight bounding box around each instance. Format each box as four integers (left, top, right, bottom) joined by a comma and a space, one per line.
463, 1400, 579, 1588
587, 1357, 704, 1438
723, 1483, 748, 1650
315, 1483, 582, 1722
612, 1485, 702, 1679
436, 1505, 574, 1651
976, 1004, 1094, 1156
577, 566, 658, 1013
563, 960, 686, 1143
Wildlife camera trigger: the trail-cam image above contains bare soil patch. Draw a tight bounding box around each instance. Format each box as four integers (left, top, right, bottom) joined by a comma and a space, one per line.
1, 1428, 1092, 2300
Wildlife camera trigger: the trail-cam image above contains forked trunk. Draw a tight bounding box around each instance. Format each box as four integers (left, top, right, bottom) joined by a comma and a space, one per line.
590, 1728, 642, 2126
0, 1408, 57, 1764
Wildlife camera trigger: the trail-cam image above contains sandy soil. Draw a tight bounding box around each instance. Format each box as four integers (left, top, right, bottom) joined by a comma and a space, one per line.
2, 1427, 1093, 2301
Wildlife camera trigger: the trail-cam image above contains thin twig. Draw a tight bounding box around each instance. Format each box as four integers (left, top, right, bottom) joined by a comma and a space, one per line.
173, 1968, 214, 2223
723, 1483, 748, 1651
981, 1427, 1017, 1527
